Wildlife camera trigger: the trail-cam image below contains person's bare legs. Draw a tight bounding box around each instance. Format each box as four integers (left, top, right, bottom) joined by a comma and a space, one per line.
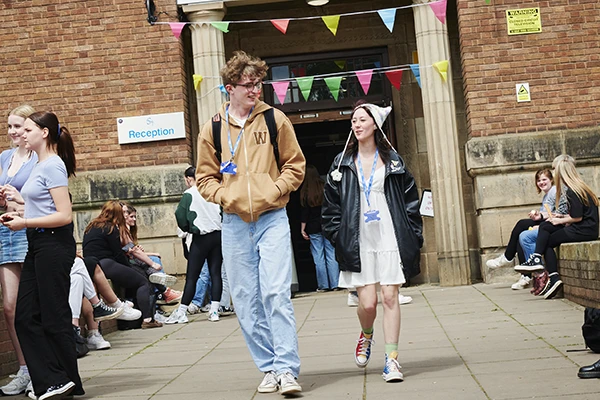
380, 285, 400, 346
93, 265, 118, 304
356, 284, 378, 329
0, 264, 26, 366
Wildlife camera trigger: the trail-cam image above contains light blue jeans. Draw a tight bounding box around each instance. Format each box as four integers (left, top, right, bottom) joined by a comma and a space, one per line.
308, 233, 339, 290
191, 262, 231, 308
519, 228, 538, 261
222, 208, 300, 377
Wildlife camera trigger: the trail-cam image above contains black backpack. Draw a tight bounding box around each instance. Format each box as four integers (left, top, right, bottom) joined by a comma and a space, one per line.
212, 107, 279, 169
583, 307, 600, 353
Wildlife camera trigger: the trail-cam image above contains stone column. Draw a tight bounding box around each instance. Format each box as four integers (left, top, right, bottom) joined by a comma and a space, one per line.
183, 5, 227, 125
413, 1, 470, 286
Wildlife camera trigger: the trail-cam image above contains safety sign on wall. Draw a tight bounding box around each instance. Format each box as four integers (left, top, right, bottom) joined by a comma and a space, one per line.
516, 83, 531, 103
506, 7, 542, 35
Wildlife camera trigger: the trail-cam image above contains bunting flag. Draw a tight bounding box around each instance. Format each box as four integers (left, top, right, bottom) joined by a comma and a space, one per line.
429, 0, 448, 24
211, 22, 230, 33
334, 60, 346, 70
355, 69, 373, 95
271, 19, 290, 34
409, 64, 421, 88
321, 15, 341, 36
324, 77, 343, 101
296, 77, 314, 100
272, 81, 290, 104
193, 74, 203, 90
169, 22, 186, 39
384, 70, 403, 90
377, 9, 396, 33
485, 0, 491, 4
219, 84, 228, 94
433, 60, 449, 82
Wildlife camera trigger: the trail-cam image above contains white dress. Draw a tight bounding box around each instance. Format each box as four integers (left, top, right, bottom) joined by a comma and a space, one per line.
338, 166, 406, 288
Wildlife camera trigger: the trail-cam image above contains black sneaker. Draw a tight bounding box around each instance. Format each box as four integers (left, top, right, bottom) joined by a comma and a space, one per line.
73, 326, 89, 359
93, 300, 124, 322
514, 254, 544, 273
543, 275, 563, 299
38, 381, 75, 400
218, 306, 235, 316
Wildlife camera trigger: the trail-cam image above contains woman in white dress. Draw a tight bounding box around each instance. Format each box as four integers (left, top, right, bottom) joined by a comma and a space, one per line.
322, 101, 423, 383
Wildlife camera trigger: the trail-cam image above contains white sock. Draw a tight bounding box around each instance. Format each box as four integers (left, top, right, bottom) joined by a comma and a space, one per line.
110, 299, 123, 308
19, 365, 29, 375
210, 301, 219, 314
87, 329, 99, 337
178, 304, 189, 313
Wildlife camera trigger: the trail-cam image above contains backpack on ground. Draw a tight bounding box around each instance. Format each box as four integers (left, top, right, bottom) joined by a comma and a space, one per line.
582, 307, 600, 353
212, 107, 279, 168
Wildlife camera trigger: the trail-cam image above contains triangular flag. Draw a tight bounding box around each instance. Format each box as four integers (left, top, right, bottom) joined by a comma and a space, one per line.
334, 60, 346, 70
374, 61, 381, 68
169, 22, 186, 39
409, 64, 421, 88
193, 74, 203, 91
384, 70, 403, 90
321, 15, 340, 36
272, 81, 290, 105
429, 0, 448, 24
271, 19, 290, 34
433, 60, 449, 82
324, 77, 343, 101
219, 84, 228, 94
211, 22, 230, 33
355, 70, 373, 95
377, 9, 396, 33
295, 77, 314, 101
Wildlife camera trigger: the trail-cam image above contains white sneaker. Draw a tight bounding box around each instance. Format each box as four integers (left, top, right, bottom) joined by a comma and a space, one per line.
117, 304, 142, 321
25, 381, 35, 399
201, 304, 211, 313
511, 275, 532, 290
208, 310, 219, 322
382, 353, 404, 382
149, 273, 177, 287
257, 371, 278, 393
486, 254, 512, 268
154, 312, 167, 323
165, 308, 189, 324
347, 292, 359, 307
187, 303, 200, 315
398, 294, 413, 305
278, 372, 302, 395
86, 332, 111, 350
0, 369, 30, 395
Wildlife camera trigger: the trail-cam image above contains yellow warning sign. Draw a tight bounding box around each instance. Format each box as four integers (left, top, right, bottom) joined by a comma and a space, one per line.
506, 7, 542, 35
516, 83, 531, 102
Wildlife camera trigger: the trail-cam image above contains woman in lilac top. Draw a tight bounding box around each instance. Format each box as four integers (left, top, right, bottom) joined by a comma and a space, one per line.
1, 111, 83, 399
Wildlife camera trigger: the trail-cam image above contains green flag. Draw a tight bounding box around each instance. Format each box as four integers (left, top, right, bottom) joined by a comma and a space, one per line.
211, 22, 230, 33
324, 77, 343, 101
296, 77, 314, 101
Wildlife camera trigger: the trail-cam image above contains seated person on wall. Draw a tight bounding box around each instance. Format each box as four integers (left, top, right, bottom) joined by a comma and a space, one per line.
486, 168, 568, 291
515, 155, 599, 300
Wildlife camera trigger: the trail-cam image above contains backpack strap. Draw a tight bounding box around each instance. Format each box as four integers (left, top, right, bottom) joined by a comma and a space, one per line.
264, 108, 280, 169
211, 113, 222, 162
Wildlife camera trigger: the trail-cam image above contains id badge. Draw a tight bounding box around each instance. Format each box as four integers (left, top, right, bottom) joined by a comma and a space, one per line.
220, 160, 238, 175
364, 209, 380, 224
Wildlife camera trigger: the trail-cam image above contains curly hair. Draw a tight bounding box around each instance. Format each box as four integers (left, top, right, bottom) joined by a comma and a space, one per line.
220, 51, 268, 86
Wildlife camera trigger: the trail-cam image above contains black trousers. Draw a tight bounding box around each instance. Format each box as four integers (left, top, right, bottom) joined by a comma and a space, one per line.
182, 231, 222, 305
505, 218, 541, 264
16, 225, 83, 397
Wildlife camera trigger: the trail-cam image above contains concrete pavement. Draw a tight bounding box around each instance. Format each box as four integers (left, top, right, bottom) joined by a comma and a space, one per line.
69, 284, 600, 399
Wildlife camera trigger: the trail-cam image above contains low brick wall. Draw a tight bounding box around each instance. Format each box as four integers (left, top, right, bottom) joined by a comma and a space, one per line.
559, 241, 600, 308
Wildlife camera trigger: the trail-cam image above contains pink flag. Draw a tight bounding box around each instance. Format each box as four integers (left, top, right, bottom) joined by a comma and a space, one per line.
169, 22, 186, 39
355, 70, 373, 95
385, 70, 403, 90
272, 81, 290, 105
271, 19, 290, 34
429, 0, 447, 24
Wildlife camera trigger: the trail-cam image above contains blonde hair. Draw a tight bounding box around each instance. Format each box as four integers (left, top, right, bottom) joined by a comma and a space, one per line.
553, 155, 599, 208
8, 104, 35, 119
220, 51, 268, 86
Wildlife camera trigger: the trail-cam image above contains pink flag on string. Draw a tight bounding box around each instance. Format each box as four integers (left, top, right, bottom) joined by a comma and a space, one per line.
355, 70, 373, 95
272, 81, 290, 105
385, 70, 403, 90
429, 0, 448, 24
271, 19, 290, 34
169, 22, 186, 39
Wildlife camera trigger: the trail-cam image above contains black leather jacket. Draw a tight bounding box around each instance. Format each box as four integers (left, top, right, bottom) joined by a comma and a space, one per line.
321, 150, 423, 279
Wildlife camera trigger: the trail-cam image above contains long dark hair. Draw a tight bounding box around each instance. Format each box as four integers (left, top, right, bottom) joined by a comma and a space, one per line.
300, 165, 324, 207
27, 111, 76, 177
345, 100, 391, 164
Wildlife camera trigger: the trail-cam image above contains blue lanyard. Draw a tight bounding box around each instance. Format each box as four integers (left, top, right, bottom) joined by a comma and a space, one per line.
356, 149, 379, 209
225, 105, 253, 161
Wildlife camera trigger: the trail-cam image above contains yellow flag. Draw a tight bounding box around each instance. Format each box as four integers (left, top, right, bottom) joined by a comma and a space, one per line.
193, 74, 203, 90
433, 60, 449, 82
321, 15, 341, 36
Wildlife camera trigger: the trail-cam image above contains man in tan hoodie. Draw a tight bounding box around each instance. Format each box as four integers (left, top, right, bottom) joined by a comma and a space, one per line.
196, 51, 305, 396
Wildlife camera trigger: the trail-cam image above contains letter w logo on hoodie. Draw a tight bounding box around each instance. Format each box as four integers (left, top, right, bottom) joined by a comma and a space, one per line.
253, 131, 268, 145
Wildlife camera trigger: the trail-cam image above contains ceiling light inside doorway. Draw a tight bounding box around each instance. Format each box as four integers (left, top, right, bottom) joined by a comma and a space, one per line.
307, 0, 329, 6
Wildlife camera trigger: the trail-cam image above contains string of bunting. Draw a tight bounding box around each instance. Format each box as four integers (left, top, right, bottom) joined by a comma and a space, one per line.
192, 60, 450, 103
165, 0, 447, 38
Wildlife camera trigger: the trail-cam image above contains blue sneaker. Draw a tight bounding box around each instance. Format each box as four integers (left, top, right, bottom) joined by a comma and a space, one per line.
382, 352, 404, 382
355, 331, 373, 368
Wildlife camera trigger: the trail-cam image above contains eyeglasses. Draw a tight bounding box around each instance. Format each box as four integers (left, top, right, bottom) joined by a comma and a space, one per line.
233, 81, 262, 92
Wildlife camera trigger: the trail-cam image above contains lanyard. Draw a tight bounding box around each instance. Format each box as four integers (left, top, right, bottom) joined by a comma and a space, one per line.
356, 149, 379, 209
225, 105, 253, 162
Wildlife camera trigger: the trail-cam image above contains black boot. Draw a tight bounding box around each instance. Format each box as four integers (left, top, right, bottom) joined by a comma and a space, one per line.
578, 359, 600, 379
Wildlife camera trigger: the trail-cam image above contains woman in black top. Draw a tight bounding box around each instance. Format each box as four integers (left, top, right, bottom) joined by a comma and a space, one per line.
515, 154, 599, 299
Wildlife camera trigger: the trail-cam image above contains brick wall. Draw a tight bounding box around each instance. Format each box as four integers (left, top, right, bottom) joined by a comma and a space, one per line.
0, 0, 190, 170
560, 241, 600, 308
457, 0, 600, 137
